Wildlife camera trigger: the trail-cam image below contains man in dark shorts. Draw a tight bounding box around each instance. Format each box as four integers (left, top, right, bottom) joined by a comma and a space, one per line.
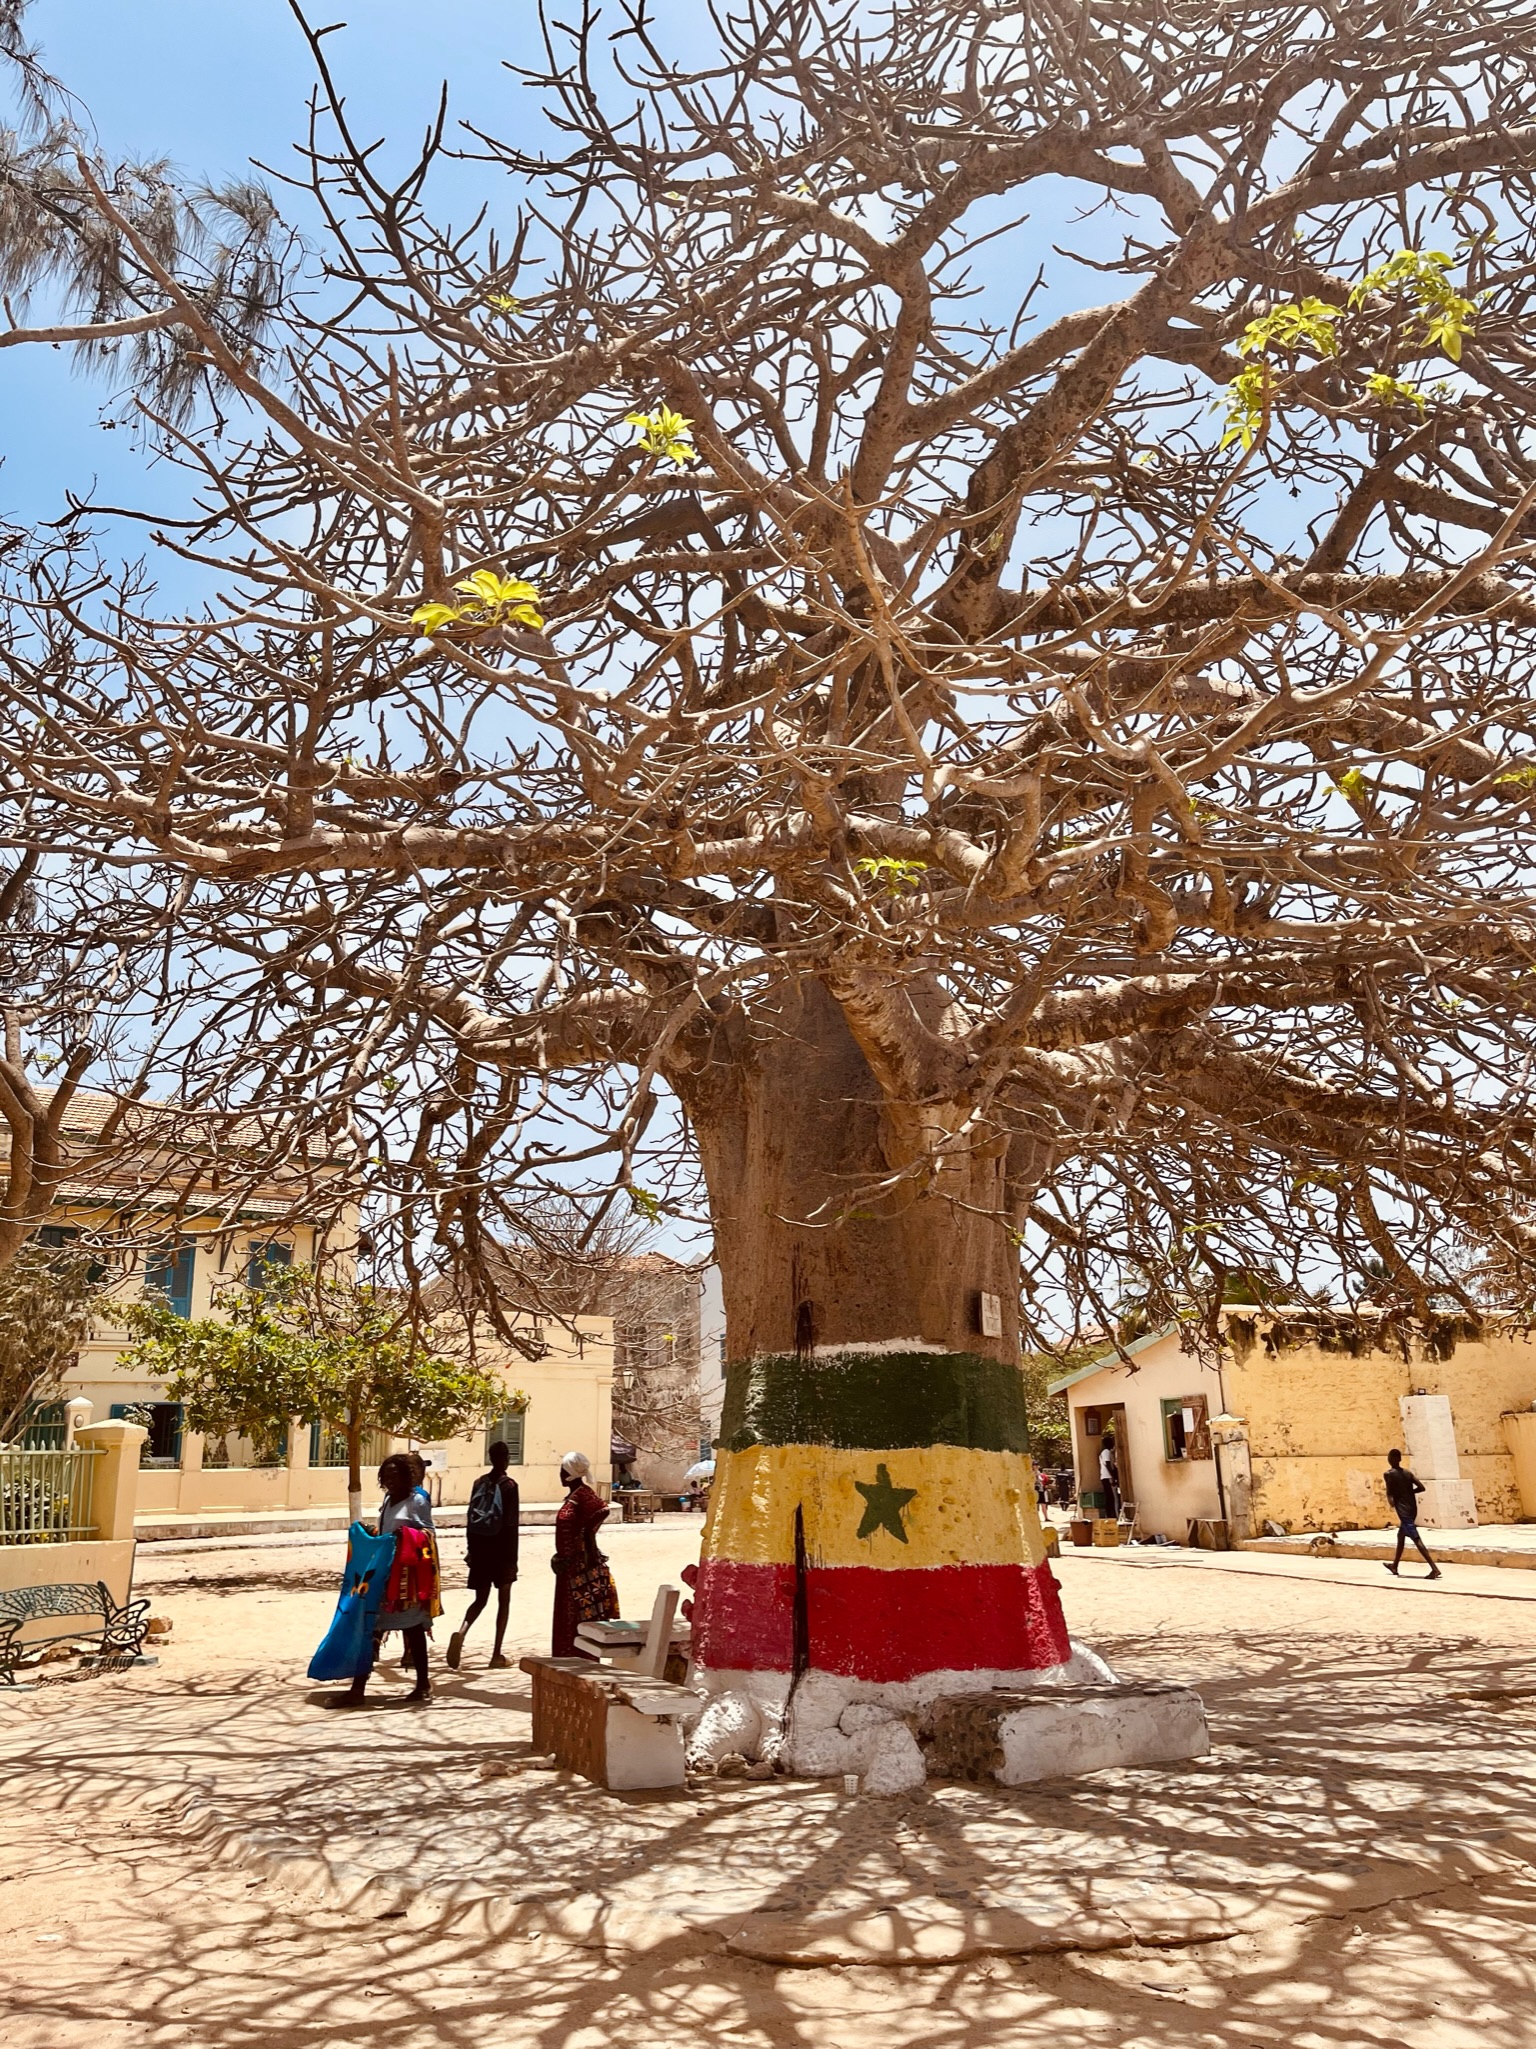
447, 1439, 520, 1669
1383, 1448, 1442, 1580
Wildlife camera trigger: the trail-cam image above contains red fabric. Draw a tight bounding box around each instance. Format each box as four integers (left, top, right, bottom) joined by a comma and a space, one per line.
692, 1557, 1071, 1681
551, 1482, 609, 1658
383, 1524, 441, 1618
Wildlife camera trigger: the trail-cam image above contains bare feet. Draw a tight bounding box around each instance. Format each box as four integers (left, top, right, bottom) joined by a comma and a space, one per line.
447, 1631, 465, 1670
489, 1652, 510, 1669
1383, 1562, 1398, 1575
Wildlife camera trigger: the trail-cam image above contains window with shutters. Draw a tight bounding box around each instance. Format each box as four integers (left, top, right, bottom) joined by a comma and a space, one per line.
1161, 1394, 1212, 1462
146, 1243, 196, 1318
485, 1409, 525, 1464
246, 1239, 293, 1291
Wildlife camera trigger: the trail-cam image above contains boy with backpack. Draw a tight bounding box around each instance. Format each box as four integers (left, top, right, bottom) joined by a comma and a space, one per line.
447, 1438, 521, 1670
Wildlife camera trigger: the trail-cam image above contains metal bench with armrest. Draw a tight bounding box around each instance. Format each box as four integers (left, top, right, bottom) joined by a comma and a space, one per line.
0, 1580, 151, 1685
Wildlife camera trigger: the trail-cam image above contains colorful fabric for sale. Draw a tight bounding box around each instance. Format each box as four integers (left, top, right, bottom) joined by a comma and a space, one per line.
307, 1520, 395, 1682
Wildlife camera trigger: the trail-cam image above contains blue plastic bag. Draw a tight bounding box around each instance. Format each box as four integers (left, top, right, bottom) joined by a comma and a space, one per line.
308, 1520, 395, 1682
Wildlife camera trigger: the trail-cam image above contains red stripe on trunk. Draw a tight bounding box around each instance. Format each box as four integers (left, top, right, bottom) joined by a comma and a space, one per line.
693, 1557, 1070, 1682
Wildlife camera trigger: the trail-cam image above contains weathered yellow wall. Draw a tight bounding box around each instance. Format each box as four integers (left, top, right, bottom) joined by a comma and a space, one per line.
1225, 1324, 1536, 1530
1060, 1322, 1536, 1535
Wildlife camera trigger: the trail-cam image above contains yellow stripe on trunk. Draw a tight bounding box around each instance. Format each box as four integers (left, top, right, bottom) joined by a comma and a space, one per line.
702, 1443, 1048, 1572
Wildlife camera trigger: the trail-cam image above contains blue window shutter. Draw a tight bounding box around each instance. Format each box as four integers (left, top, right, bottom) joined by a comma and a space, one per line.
148, 1244, 196, 1318
247, 1240, 293, 1291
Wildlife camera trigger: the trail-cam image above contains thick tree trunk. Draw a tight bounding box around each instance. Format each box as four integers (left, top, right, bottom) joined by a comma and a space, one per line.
686, 982, 1069, 1696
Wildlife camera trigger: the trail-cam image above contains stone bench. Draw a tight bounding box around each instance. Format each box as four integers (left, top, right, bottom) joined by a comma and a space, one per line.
519, 1655, 700, 1790
926, 1682, 1210, 1785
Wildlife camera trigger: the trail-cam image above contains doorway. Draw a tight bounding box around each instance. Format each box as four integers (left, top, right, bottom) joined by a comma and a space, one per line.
1077, 1402, 1132, 1517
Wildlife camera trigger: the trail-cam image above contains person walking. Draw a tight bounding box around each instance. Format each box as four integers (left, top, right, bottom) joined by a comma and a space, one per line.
551, 1450, 610, 1658
1383, 1448, 1442, 1580
346, 1452, 441, 1706
447, 1439, 520, 1671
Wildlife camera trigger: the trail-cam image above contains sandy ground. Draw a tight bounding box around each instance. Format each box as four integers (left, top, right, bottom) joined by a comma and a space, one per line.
3, 1522, 1536, 2046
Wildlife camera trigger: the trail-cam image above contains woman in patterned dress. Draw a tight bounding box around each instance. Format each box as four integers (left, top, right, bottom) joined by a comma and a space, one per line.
550, 1450, 608, 1658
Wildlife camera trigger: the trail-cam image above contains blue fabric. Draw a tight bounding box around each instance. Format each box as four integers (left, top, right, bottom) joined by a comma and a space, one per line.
307, 1521, 396, 1681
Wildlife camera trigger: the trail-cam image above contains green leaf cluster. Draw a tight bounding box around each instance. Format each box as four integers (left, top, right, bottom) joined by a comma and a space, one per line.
624, 405, 698, 467
1220, 252, 1476, 450
1364, 370, 1426, 413
410, 569, 544, 639
1351, 249, 1477, 363
1220, 299, 1342, 450
854, 853, 929, 894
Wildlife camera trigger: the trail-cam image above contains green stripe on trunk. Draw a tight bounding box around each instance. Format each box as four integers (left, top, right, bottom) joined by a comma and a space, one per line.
718, 1349, 1030, 1454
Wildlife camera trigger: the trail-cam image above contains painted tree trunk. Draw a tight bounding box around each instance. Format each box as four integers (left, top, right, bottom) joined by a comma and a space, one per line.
685, 983, 1070, 1694
347, 1417, 364, 1526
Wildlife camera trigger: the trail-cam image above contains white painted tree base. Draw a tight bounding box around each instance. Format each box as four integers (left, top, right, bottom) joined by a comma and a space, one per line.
687, 1644, 1209, 1793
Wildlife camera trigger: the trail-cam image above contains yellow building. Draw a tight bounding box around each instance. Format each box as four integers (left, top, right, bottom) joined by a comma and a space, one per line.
16, 1096, 615, 1514
1051, 1314, 1536, 1540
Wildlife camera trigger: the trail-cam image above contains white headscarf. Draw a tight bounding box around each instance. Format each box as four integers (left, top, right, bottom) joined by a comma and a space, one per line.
559, 1450, 591, 1480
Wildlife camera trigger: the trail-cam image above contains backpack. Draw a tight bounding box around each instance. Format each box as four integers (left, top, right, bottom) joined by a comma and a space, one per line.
467, 1473, 505, 1540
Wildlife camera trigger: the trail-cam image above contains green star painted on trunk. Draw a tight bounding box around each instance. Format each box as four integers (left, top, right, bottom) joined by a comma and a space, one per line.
854, 1462, 918, 1544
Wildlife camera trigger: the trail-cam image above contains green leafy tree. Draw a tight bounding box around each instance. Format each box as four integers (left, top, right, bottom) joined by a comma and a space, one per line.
0, 1241, 102, 1442
122, 1264, 509, 1518
1020, 1350, 1085, 1472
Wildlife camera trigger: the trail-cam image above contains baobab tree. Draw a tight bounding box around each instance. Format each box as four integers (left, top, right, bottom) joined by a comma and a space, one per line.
6, 0, 1536, 1700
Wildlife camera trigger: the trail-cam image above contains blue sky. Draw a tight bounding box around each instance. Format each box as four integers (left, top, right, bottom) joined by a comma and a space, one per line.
0, 0, 593, 522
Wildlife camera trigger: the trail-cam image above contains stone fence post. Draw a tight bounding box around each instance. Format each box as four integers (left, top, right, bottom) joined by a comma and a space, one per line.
73, 1420, 148, 1542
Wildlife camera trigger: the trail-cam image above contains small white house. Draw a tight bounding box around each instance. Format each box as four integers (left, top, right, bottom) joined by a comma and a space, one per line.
1051, 1329, 1226, 1539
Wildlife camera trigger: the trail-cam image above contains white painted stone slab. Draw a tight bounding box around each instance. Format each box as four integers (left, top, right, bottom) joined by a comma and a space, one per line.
1419, 1477, 1478, 1529
994, 1683, 1209, 1785
604, 1703, 687, 1790
1401, 1393, 1461, 1480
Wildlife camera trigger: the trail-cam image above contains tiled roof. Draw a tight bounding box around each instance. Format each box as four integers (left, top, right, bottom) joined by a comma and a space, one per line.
0, 1087, 339, 1217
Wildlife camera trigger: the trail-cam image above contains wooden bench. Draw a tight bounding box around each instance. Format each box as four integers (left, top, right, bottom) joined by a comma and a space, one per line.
0, 1580, 151, 1685
520, 1655, 699, 1789
521, 1593, 695, 1788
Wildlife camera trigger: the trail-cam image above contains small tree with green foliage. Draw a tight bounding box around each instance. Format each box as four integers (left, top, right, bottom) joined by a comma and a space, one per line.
0, 1242, 103, 1443
122, 1264, 508, 1518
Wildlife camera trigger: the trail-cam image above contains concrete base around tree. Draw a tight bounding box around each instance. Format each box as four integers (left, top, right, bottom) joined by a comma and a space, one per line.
927, 1682, 1210, 1785
688, 1645, 1209, 1792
